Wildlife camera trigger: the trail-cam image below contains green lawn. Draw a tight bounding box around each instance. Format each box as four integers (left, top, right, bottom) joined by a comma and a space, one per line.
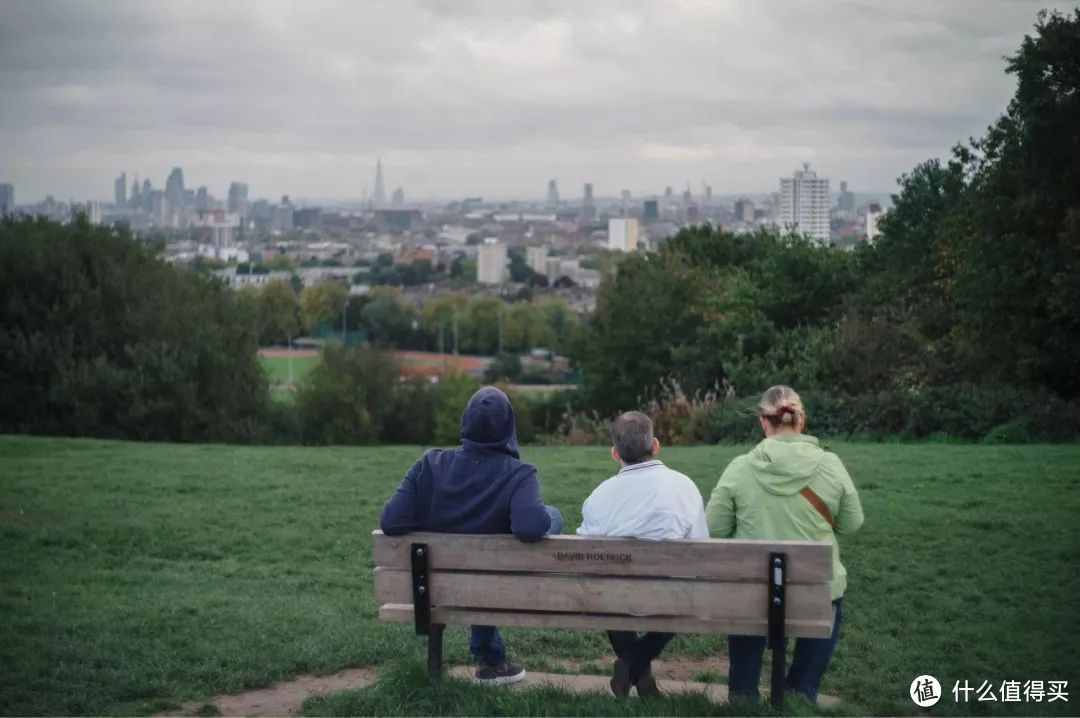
260, 355, 318, 385
1, 436, 1078, 716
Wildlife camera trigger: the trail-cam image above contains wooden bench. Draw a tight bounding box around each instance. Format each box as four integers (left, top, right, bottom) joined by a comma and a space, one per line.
373, 530, 834, 708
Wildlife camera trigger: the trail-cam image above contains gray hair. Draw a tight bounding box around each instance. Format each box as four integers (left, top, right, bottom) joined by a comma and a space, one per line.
610, 411, 655, 464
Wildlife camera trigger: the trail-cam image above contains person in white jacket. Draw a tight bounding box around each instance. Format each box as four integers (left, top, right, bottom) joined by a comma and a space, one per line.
577, 411, 708, 698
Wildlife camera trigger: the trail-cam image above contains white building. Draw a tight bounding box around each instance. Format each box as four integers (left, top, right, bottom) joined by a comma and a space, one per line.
87, 200, 102, 225
526, 246, 549, 275
608, 217, 640, 252
865, 204, 887, 242
779, 163, 830, 243
477, 239, 508, 285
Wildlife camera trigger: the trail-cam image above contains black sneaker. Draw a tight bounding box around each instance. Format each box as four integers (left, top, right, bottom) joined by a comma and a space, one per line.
610, 658, 632, 698
474, 661, 526, 686
635, 672, 661, 698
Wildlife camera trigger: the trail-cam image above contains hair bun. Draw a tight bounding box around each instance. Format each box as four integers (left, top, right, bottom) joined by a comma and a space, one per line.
780, 412, 794, 424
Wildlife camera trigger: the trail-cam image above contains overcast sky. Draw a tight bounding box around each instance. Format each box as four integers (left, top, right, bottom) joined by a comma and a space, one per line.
0, 1, 1069, 204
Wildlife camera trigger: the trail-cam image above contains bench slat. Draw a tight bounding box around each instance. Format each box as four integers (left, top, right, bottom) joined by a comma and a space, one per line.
372, 531, 832, 583
378, 603, 835, 639
374, 567, 832, 623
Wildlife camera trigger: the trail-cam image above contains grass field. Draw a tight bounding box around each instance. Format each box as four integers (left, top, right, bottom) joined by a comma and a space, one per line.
1, 436, 1078, 716
260, 354, 318, 385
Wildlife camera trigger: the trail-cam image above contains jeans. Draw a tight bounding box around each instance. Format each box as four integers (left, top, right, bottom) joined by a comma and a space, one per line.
607, 631, 674, 680
727, 598, 843, 704
471, 505, 563, 665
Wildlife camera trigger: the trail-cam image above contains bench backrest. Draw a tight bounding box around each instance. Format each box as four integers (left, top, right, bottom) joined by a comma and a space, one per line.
373, 531, 834, 638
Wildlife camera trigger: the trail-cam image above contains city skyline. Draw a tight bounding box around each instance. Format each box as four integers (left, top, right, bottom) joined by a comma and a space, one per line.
2, 1, 1073, 201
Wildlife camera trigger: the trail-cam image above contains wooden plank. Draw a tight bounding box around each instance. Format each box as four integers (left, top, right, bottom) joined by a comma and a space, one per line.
373, 568, 832, 623
378, 604, 834, 639
372, 531, 832, 583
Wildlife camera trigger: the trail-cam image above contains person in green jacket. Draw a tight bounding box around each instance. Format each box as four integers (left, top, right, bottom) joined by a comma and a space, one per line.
705, 385, 863, 704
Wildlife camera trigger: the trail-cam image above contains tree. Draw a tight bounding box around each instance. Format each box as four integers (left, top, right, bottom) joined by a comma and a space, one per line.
459, 297, 505, 354
504, 302, 555, 352
258, 279, 300, 345
294, 344, 399, 444
486, 352, 523, 383
359, 287, 418, 348
299, 280, 347, 333
421, 293, 469, 351
0, 216, 269, 442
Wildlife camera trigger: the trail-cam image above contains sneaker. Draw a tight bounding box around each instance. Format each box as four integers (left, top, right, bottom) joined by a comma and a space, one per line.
474, 661, 526, 686
635, 672, 662, 698
610, 658, 632, 698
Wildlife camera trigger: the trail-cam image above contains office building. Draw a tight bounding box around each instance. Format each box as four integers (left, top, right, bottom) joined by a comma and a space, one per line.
391, 187, 404, 205
734, 198, 755, 223
608, 217, 640, 252
526, 246, 548, 276
165, 167, 186, 213
227, 182, 249, 215
114, 172, 126, 207
583, 183, 595, 220
643, 199, 659, 221
0, 183, 13, 216
546, 179, 559, 207
779, 163, 830, 243
477, 239, 508, 285
87, 200, 102, 225
270, 196, 294, 232
837, 181, 856, 214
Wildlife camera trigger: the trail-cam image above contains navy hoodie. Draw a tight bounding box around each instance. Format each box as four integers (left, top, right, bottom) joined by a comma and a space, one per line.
379, 386, 552, 541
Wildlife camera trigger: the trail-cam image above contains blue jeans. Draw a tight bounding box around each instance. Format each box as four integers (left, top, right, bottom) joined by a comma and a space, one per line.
727, 598, 843, 704
471, 505, 563, 665
607, 631, 674, 679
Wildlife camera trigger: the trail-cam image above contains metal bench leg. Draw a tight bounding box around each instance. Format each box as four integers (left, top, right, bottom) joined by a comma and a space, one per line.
768, 552, 787, 711
427, 624, 445, 682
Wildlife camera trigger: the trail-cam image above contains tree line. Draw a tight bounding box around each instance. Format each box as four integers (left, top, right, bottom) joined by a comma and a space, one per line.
244, 278, 583, 358
580, 10, 1080, 442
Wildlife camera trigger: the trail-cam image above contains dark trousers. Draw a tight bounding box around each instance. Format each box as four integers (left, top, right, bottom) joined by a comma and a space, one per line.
470, 505, 563, 665
607, 631, 675, 680
727, 598, 843, 704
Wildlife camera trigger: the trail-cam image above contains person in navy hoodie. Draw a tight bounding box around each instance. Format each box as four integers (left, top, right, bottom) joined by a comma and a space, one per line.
380, 386, 562, 685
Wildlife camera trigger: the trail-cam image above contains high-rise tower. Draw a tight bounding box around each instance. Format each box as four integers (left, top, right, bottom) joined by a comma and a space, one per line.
374, 158, 387, 205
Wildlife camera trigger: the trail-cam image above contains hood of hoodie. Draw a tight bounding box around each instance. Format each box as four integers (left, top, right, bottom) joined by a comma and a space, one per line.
459, 386, 520, 458
748, 434, 824, 495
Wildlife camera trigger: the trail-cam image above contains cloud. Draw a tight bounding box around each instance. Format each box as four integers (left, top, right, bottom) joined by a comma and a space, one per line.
0, 0, 1071, 202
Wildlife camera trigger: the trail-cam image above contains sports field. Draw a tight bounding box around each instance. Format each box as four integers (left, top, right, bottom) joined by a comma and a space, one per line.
0, 436, 1077, 716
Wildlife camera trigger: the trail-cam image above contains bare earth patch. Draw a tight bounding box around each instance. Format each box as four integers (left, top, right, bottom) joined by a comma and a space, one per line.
156, 657, 837, 717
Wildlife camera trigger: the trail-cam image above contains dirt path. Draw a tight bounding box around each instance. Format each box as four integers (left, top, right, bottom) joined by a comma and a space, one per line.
157, 656, 837, 717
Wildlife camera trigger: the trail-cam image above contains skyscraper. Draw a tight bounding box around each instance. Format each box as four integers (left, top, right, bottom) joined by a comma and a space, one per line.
374, 158, 387, 205
837, 181, 856, 214
582, 182, 595, 220
165, 167, 185, 213
0, 183, 13, 216
130, 175, 141, 208
391, 187, 404, 205
546, 179, 559, 207
114, 172, 126, 207
779, 163, 830, 243
227, 182, 249, 215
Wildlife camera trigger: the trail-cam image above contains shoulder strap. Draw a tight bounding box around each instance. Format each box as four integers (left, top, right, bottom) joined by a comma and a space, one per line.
799, 485, 835, 530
